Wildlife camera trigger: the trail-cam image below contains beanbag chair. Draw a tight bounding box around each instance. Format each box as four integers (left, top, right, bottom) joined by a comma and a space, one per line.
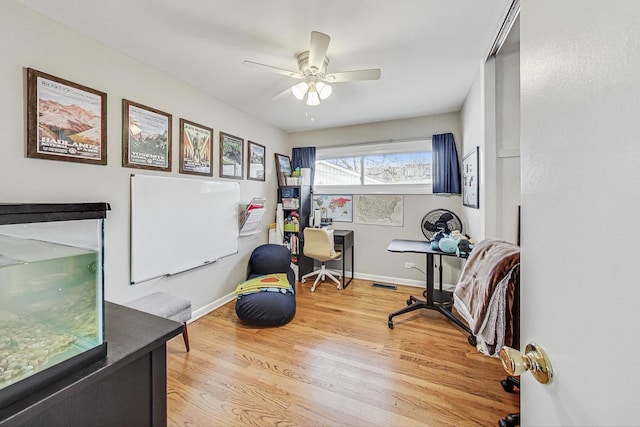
235, 244, 296, 326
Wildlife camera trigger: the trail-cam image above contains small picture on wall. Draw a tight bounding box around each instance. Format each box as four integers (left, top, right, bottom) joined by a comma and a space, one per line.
122, 99, 172, 171
219, 131, 244, 179
179, 118, 213, 176
247, 141, 266, 181
274, 153, 292, 186
26, 68, 107, 165
463, 146, 479, 209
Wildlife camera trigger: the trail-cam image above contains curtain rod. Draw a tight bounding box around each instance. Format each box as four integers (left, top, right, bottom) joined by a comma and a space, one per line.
318, 136, 432, 150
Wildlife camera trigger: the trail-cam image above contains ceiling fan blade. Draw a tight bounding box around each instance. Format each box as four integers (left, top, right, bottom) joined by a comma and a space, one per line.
325, 69, 381, 83
243, 61, 302, 79
308, 31, 330, 72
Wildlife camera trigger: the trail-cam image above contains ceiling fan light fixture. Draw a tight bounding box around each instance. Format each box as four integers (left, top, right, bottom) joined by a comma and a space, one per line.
306, 88, 320, 106
292, 81, 309, 100
316, 81, 332, 100
245, 31, 381, 108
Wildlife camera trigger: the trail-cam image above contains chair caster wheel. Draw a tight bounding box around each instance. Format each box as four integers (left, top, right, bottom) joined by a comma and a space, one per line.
388, 319, 394, 329
468, 335, 477, 346
501, 379, 515, 393
498, 413, 520, 427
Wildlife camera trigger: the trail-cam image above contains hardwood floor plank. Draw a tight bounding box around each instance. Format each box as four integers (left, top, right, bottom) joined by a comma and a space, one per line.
167, 279, 519, 426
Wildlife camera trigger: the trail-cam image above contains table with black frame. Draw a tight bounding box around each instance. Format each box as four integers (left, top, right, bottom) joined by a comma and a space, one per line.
332, 229, 354, 289
386, 239, 476, 345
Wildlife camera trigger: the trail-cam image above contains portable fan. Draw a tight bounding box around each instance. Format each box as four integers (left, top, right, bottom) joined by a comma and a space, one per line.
420, 209, 463, 241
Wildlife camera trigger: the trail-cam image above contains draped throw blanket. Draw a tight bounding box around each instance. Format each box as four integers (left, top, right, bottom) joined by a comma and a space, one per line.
453, 239, 520, 357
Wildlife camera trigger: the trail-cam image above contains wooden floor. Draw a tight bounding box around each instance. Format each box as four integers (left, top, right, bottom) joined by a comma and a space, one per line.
166, 278, 519, 426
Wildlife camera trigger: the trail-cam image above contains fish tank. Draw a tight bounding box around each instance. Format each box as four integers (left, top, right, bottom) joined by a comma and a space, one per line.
0, 203, 109, 410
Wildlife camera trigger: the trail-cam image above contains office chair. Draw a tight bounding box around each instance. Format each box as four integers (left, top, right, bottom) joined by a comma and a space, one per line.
301, 228, 342, 292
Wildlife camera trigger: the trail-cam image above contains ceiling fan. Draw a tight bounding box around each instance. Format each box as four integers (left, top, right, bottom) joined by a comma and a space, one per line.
243, 31, 381, 106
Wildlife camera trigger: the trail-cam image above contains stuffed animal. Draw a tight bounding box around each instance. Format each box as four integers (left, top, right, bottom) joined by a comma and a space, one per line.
431, 230, 448, 250
432, 229, 448, 242
456, 238, 475, 257
438, 237, 458, 253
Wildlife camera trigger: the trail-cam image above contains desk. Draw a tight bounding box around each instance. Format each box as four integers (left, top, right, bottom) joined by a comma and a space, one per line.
332, 229, 354, 289
299, 229, 354, 289
387, 239, 475, 345
0, 302, 183, 426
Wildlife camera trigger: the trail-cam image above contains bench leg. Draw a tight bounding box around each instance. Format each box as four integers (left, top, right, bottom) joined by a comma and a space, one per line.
182, 322, 190, 352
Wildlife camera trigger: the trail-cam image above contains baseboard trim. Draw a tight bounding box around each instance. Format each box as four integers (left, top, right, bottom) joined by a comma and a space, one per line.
190, 292, 236, 322
189, 272, 457, 322
354, 272, 456, 292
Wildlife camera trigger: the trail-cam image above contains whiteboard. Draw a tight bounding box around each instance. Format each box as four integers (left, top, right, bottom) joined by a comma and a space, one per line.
130, 174, 239, 284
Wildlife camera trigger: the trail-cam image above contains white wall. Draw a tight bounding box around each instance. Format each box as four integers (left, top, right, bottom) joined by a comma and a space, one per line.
0, 0, 289, 315
495, 48, 521, 243
461, 50, 520, 244
460, 65, 485, 240
289, 113, 465, 287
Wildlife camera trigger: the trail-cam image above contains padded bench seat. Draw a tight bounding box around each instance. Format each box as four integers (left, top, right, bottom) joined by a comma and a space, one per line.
125, 291, 192, 352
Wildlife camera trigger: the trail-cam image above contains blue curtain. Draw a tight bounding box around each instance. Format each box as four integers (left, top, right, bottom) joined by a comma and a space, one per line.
291, 147, 316, 187
432, 133, 461, 194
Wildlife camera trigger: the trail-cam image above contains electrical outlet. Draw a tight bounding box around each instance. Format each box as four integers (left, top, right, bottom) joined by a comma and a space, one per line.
404, 262, 415, 269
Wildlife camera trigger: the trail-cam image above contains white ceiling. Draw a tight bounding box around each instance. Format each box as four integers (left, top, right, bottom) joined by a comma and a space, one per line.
16, 0, 512, 133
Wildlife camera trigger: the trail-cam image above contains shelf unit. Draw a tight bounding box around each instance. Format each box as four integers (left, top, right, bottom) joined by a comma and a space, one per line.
277, 185, 313, 277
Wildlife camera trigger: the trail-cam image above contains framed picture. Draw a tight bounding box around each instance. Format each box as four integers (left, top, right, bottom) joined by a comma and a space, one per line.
179, 118, 213, 176
274, 153, 292, 186
247, 141, 266, 181
219, 131, 244, 179
27, 68, 107, 165
463, 146, 479, 209
312, 194, 354, 223
122, 99, 172, 171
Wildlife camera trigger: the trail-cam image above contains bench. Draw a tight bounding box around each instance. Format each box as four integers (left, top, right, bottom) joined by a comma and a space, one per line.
125, 292, 192, 352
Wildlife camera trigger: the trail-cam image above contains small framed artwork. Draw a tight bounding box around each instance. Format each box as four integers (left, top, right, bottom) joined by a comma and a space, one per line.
179, 118, 213, 176
219, 131, 244, 179
122, 99, 172, 171
274, 153, 292, 186
463, 146, 479, 209
247, 141, 266, 181
26, 68, 107, 165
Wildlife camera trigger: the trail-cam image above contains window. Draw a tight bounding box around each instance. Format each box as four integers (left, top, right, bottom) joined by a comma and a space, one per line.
314, 139, 432, 194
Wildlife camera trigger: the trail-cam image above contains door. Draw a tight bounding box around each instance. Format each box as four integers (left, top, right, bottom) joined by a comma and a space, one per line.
520, 0, 640, 425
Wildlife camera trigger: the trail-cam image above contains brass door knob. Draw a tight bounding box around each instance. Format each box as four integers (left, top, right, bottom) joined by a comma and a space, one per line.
500, 343, 554, 385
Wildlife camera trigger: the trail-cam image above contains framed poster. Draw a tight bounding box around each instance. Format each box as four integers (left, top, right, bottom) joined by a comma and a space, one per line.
463, 146, 479, 209
312, 194, 353, 222
274, 153, 292, 186
179, 118, 213, 176
26, 68, 107, 165
219, 132, 244, 179
247, 141, 266, 181
122, 99, 172, 171
354, 195, 403, 226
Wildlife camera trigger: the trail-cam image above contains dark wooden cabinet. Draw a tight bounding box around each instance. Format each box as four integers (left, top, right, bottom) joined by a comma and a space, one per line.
277, 185, 313, 277
0, 302, 182, 427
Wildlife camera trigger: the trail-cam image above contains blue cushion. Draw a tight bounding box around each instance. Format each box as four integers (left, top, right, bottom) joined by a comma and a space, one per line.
236, 245, 297, 326
249, 244, 291, 275
235, 290, 296, 326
